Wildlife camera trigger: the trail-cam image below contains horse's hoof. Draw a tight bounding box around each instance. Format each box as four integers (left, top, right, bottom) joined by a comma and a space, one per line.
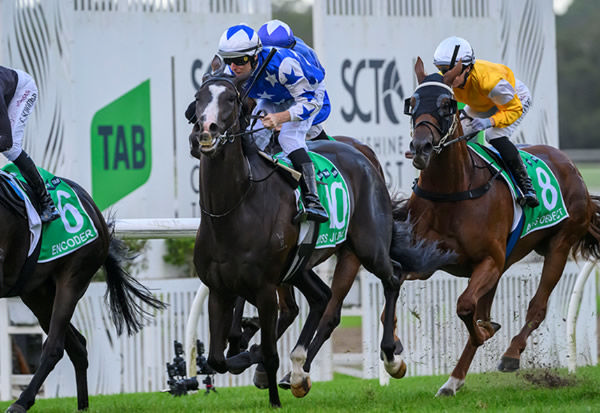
394, 339, 404, 355
389, 359, 407, 379
381, 351, 407, 379
498, 356, 520, 372
490, 321, 502, 332
436, 376, 464, 397
6, 403, 27, 413
253, 365, 269, 389
435, 387, 456, 397
290, 376, 311, 398
278, 372, 291, 390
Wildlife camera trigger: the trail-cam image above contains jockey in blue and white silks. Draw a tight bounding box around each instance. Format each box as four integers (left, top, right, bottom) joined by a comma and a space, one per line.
217, 24, 329, 223
257, 19, 330, 129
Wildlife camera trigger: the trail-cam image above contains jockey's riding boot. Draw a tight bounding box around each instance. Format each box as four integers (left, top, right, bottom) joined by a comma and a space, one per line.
507, 158, 539, 208
13, 151, 61, 222
299, 162, 329, 223
288, 148, 329, 223
490, 136, 539, 208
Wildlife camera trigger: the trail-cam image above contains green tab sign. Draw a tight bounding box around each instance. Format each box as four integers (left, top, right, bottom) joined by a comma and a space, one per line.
91, 80, 152, 210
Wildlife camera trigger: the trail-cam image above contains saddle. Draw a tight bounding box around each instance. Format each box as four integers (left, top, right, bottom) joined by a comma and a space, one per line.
0, 171, 31, 219
0, 171, 43, 296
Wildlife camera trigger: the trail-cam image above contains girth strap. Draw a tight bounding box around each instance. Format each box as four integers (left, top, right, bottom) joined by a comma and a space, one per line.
412, 168, 502, 202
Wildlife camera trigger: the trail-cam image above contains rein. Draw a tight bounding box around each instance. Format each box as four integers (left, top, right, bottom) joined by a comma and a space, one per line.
199, 157, 254, 218
409, 83, 500, 202
195, 78, 279, 217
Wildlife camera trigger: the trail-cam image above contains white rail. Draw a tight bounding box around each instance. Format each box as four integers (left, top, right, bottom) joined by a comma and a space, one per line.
113, 218, 199, 239
566, 260, 597, 373
184, 284, 209, 377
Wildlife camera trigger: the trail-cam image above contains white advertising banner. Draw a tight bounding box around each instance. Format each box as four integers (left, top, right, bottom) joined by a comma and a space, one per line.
0, 0, 271, 219
313, 0, 558, 194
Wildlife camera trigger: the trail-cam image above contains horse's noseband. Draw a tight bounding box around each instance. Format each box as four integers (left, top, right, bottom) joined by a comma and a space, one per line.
404, 80, 458, 153
194, 75, 243, 150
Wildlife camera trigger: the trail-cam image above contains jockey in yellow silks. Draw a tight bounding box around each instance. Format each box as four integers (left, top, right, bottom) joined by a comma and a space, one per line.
433, 36, 539, 208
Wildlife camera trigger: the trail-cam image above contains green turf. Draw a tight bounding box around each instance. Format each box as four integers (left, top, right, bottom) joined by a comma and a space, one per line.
576, 163, 600, 191
339, 315, 362, 328
2, 366, 600, 412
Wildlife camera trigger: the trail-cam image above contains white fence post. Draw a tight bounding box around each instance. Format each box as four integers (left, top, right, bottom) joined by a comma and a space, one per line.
567, 260, 596, 373
184, 284, 209, 376
0, 299, 10, 401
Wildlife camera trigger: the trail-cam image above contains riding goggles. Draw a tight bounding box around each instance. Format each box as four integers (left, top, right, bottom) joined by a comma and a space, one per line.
224, 55, 252, 66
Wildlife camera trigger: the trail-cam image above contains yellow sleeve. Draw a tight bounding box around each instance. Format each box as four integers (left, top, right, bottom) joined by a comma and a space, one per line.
490, 94, 523, 128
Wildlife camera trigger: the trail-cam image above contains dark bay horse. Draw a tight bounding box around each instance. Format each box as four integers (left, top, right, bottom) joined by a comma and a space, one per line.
1, 178, 165, 412
190, 65, 452, 407
403, 57, 600, 396
225, 133, 390, 388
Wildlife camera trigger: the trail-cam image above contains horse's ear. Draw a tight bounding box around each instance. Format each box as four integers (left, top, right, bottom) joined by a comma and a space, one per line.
415, 57, 427, 84
443, 60, 464, 86
210, 54, 225, 73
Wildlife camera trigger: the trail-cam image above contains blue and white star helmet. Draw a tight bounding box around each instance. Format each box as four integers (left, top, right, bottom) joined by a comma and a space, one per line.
257, 19, 295, 48
218, 24, 263, 58
433, 36, 475, 70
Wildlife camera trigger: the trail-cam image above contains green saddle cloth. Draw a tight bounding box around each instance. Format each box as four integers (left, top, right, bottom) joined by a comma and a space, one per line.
274, 151, 350, 249
467, 142, 569, 238
2, 164, 99, 262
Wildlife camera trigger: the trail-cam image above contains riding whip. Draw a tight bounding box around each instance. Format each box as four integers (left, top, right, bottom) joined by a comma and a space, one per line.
240, 47, 277, 102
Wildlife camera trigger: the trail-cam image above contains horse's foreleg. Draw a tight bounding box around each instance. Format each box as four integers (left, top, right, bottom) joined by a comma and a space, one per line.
456, 257, 501, 347
227, 296, 246, 357
256, 286, 281, 408
305, 252, 360, 371
275, 285, 299, 338
499, 247, 569, 372
207, 290, 235, 374
288, 269, 331, 397
437, 285, 500, 397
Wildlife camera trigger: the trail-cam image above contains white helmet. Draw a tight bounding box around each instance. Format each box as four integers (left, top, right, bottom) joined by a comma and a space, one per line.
218, 24, 262, 59
433, 36, 475, 70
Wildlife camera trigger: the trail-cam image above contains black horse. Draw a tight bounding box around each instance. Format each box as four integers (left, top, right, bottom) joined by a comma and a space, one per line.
1, 177, 165, 412
189, 61, 453, 407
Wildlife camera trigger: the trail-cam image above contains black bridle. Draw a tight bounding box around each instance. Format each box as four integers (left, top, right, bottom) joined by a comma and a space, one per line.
194, 75, 279, 217
404, 80, 459, 153
404, 79, 501, 201
195, 75, 271, 145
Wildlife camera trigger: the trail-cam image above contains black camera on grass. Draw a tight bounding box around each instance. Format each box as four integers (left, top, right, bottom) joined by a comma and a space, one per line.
166, 339, 216, 396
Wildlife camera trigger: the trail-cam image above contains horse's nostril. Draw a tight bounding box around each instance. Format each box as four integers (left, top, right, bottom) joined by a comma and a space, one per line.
409, 142, 415, 153
209, 123, 219, 133
423, 142, 433, 154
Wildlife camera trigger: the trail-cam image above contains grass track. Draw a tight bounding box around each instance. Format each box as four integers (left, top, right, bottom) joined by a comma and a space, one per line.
2, 366, 600, 412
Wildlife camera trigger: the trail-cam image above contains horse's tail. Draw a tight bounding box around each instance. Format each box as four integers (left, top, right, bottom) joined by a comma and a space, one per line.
103, 222, 166, 336
389, 195, 457, 274
573, 194, 600, 261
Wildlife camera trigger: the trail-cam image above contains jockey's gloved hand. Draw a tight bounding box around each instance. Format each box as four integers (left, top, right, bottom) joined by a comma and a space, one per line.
462, 117, 492, 135
470, 117, 492, 132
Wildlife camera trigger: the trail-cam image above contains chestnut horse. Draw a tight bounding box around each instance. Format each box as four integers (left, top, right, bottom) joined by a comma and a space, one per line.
2, 178, 165, 412
189, 64, 452, 407
403, 57, 600, 396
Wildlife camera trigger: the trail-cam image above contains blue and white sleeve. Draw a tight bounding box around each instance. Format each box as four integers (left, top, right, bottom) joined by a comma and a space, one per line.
278, 57, 321, 122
